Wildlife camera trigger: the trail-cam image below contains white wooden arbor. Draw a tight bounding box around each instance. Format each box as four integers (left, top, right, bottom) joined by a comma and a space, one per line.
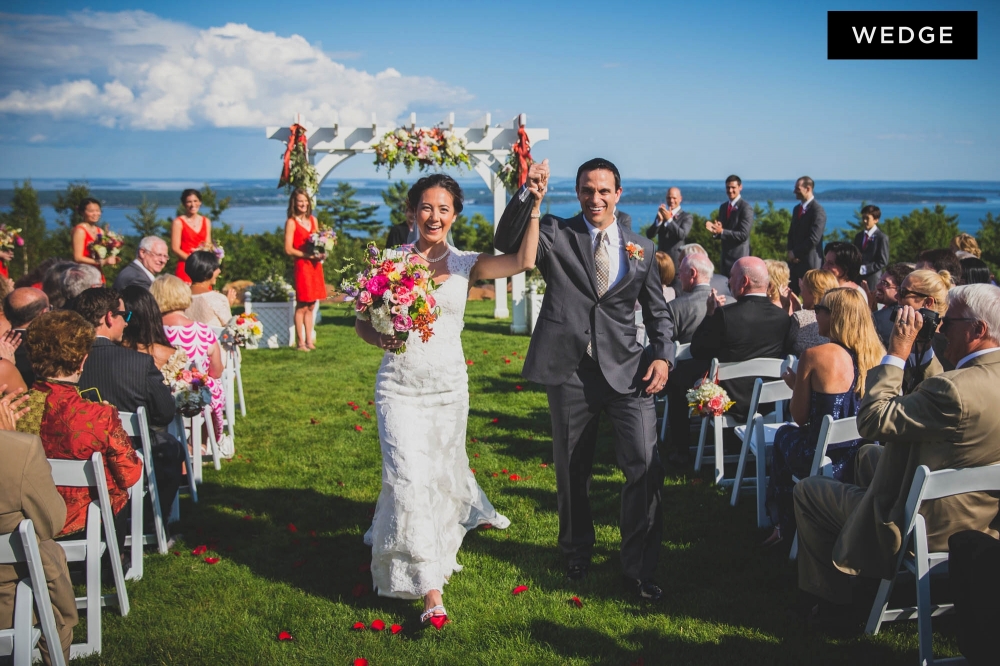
266, 113, 549, 333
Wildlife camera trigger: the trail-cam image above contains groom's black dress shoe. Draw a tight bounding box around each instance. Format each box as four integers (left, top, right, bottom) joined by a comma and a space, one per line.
566, 563, 589, 580
625, 577, 664, 602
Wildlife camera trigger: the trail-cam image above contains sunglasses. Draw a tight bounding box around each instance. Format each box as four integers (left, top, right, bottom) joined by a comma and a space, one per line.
899, 288, 930, 300
113, 310, 132, 323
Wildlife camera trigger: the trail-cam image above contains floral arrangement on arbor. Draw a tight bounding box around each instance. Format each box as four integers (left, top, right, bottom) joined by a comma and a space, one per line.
87, 227, 125, 261
169, 367, 213, 417
373, 127, 470, 175
278, 123, 319, 195
499, 124, 533, 194
341, 243, 441, 354
247, 275, 295, 303
686, 377, 735, 418
222, 312, 264, 348
0, 225, 24, 252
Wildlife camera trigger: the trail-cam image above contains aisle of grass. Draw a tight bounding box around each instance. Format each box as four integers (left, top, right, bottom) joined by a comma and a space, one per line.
78, 300, 958, 665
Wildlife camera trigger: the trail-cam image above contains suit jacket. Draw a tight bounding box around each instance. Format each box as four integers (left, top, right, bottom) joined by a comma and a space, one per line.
787, 201, 827, 275
836, 354, 1000, 579
665, 283, 713, 345
0, 431, 77, 657
78, 338, 176, 428
690, 294, 791, 421
112, 260, 154, 292
854, 228, 890, 290
646, 210, 693, 268
385, 223, 410, 249
12, 328, 33, 389
521, 213, 674, 394
715, 198, 754, 277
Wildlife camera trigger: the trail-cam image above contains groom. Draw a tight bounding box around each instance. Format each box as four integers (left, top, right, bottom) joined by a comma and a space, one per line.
500, 158, 674, 601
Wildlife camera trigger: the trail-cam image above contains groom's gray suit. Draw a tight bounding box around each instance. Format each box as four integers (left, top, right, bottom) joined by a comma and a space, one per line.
518, 209, 675, 582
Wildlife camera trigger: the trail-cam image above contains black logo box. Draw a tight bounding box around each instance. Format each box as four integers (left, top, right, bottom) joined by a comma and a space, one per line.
828, 11, 977, 60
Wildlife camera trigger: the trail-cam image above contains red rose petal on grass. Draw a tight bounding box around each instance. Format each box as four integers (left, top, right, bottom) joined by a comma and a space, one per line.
571, 596, 583, 608
354, 425, 363, 432
540, 463, 548, 468
492, 473, 498, 477
204, 557, 220, 564
368, 401, 373, 405
504, 358, 511, 364
501, 469, 508, 474
509, 474, 521, 481
309, 417, 320, 425
429, 615, 448, 630
173, 551, 181, 556
370, 619, 386, 631
482, 350, 489, 354
512, 585, 529, 595
480, 523, 493, 530
466, 360, 474, 365
492, 418, 499, 424
309, 530, 317, 537
515, 385, 522, 391
241, 515, 252, 521
191, 545, 207, 555
361, 411, 370, 419
471, 439, 478, 444
352, 583, 368, 598
358, 562, 371, 572
352, 621, 366, 631
351, 405, 359, 411
354, 659, 368, 666
391, 623, 403, 634
288, 523, 298, 533
338, 481, 345, 487
292, 559, 306, 568
277, 631, 294, 641
470, 468, 476, 474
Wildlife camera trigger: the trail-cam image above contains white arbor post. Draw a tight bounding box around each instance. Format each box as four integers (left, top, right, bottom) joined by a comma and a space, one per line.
267, 112, 548, 333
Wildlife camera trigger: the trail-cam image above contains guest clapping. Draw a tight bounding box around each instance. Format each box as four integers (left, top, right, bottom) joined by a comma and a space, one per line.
284, 188, 327, 352
172, 189, 212, 284
785, 269, 839, 357
185, 250, 235, 327
71, 198, 120, 277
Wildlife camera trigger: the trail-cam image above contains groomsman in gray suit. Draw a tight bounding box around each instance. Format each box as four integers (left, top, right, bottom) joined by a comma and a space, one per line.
706, 175, 753, 277
786, 176, 827, 293
498, 158, 674, 601
646, 187, 693, 271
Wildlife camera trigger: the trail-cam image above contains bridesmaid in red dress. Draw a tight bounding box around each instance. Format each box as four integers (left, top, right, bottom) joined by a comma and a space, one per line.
172, 189, 212, 283
284, 188, 327, 352
71, 197, 120, 282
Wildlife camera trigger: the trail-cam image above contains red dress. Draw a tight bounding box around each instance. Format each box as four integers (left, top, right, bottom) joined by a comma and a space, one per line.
292, 216, 327, 302
0, 261, 8, 279
175, 215, 209, 283
75, 224, 105, 284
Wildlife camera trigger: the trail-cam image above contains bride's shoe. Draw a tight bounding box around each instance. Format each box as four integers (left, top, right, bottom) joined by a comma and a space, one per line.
420, 604, 448, 630
488, 513, 511, 530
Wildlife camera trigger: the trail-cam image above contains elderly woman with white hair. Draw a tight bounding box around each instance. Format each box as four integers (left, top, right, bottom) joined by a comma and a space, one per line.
60, 264, 104, 303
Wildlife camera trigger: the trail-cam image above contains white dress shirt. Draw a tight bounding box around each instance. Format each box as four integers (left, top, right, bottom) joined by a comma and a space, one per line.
133, 259, 156, 282
583, 213, 627, 291
859, 227, 879, 275
800, 196, 814, 214
880, 346, 1000, 370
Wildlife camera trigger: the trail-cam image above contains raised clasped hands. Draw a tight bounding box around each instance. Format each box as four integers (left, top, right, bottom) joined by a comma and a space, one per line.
705, 220, 723, 235
526, 159, 550, 203
706, 288, 726, 317
888, 305, 923, 360
656, 204, 673, 223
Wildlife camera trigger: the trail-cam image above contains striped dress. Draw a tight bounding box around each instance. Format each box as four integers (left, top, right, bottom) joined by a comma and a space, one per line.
164, 322, 225, 438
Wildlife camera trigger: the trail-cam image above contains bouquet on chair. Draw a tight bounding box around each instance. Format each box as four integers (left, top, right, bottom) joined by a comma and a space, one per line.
87, 227, 125, 262
169, 368, 213, 417
222, 313, 263, 348
341, 243, 441, 354
686, 376, 735, 418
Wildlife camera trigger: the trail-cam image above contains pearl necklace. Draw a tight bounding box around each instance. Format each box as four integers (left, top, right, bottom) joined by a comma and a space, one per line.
414, 245, 451, 263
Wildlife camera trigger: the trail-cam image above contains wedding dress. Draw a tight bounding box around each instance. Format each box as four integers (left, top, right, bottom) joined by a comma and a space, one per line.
366, 246, 509, 599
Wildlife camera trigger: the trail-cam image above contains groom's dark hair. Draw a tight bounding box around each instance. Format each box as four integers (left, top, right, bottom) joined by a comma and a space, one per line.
576, 158, 621, 191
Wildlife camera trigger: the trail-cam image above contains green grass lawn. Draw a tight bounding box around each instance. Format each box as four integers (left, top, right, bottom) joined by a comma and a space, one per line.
76, 300, 959, 665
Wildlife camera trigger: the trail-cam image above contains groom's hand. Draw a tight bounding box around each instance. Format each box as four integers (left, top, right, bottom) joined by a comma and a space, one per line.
643, 359, 669, 395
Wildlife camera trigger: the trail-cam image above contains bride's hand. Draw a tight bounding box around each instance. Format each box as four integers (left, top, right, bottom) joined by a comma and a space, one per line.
377, 334, 404, 352
527, 159, 549, 203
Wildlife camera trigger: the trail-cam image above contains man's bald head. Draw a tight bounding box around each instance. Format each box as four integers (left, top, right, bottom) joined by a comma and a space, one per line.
4, 287, 50, 329
730, 257, 770, 297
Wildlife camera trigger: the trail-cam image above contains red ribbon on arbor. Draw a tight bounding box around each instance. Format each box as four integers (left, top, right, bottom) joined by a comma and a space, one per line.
512, 125, 532, 188
279, 124, 309, 188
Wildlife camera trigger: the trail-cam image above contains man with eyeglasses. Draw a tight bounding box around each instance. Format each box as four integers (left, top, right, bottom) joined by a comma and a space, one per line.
113, 236, 170, 292
792, 283, 1000, 628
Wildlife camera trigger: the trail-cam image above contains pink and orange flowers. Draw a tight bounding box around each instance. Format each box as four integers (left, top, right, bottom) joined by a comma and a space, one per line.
169, 367, 213, 417
624, 242, 644, 262
342, 243, 441, 354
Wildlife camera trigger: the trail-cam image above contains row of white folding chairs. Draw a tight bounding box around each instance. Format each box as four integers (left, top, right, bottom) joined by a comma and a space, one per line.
211, 326, 246, 422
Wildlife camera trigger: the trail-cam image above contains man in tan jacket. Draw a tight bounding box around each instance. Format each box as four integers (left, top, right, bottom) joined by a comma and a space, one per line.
0, 426, 78, 664
794, 284, 1000, 610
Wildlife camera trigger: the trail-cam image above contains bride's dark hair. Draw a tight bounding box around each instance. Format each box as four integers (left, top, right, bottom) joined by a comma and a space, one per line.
407, 174, 464, 214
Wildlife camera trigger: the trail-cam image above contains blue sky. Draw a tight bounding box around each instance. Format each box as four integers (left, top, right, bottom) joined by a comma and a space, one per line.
0, 0, 996, 181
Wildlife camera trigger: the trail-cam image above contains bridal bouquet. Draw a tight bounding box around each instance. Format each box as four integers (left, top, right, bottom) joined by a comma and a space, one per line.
686, 377, 735, 418
341, 243, 441, 354
87, 227, 125, 261
169, 367, 213, 417
305, 228, 337, 258
0, 225, 24, 252
222, 312, 264, 348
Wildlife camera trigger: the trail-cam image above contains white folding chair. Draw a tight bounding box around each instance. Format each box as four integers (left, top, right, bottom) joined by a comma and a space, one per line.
0, 520, 67, 666
187, 405, 221, 485
168, 414, 198, 505
694, 357, 790, 484
787, 415, 861, 560
657, 341, 692, 443
866, 463, 1000, 666
49, 452, 130, 658
211, 325, 239, 439
118, 407, 169, 577
730, 378, 794, 519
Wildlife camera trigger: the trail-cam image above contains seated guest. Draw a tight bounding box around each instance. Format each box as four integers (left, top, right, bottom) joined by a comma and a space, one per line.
765, 259, 798, 314
882, 269, 952, 383
871, 263, 915, 343
60, 263, 103, 303
793, 285, 1000, 620
39, 261, 74, 310
17, 310, 142, 537
916, 248, 962, 286
0, 403, 79, 666
785, 269, 839, 357
122, 286, 189, 378
950, 232, 982, 260
654, 251, 676, 303
4, 287, 49, 388
679, 243, 732, 298
960, 257, 993, 285
763, 288, 883, 547
665, 253, 715, 345
151, 275, 227, 446
822, 242, 866, 295
113, 236, 169, 292
184, 250, 235, 327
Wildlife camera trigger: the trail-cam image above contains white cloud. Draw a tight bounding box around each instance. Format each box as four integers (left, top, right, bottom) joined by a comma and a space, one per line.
27, 134, 46, 143
0, 11, 472, 130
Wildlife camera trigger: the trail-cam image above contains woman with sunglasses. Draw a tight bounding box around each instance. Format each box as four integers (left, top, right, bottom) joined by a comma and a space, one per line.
120, 285, 189, 381
763, 288, 884, 547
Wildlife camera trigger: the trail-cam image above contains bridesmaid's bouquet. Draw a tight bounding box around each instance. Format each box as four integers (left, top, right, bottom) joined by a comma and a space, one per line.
341, 243, 441, 354
305, 229, 337, 258
169, 367, 213, 417
686, 377, 735, 418
0, 224, 24, 252
222, 312, 264, 348
87, 227, 125, 261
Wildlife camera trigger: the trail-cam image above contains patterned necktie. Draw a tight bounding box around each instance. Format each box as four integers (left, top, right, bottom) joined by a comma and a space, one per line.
588, 231, 610, 357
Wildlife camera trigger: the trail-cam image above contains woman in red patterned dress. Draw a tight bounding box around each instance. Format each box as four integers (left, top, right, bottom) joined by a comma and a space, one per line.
71, 198, 120, 282
172, 189, 212, 283
284, 188, 327, 352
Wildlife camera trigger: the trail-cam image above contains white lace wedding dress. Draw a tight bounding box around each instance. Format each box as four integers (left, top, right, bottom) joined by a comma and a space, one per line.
366, 247, 508, 599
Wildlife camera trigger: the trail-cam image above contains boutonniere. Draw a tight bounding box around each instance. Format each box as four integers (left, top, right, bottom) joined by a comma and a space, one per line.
625, 242, 644, 262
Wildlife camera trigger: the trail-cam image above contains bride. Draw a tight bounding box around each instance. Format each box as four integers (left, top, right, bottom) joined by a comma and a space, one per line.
355, 164, 548, 627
